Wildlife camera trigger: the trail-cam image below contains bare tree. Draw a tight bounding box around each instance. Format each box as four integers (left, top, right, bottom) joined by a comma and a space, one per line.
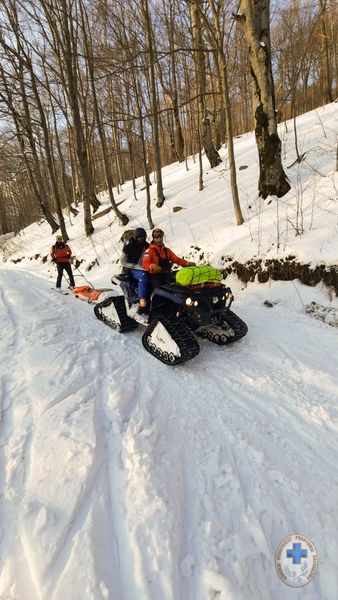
141, 0, 165, 207
79, 0, 128, 225
0, 6, 60, 233
318, 0, 333, 104
189, 0, 222, 168
39, 0, 99, 235
199, 0, 244, 225
236, 0, 290, 198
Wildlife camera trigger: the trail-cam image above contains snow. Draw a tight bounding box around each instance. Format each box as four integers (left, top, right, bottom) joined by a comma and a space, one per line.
0, 102, 338, 599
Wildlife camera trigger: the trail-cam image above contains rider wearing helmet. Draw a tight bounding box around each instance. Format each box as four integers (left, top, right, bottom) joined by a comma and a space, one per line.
121, 227, 149, 310
142, 228, 196, 288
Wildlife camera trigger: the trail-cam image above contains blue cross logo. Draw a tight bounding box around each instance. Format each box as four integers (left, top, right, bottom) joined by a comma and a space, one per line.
287, 543, 308, 564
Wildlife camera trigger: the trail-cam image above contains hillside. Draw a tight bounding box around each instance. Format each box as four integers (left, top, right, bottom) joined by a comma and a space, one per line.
1, 102, 337, 287
0, 102, 338, 600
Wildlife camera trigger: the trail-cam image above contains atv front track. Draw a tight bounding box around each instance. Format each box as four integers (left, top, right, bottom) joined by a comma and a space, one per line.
196, 309, 248, 345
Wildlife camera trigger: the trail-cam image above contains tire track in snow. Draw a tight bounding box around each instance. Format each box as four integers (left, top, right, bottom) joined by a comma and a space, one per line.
0, 282, 39, 599
185, 309, 338, 599
103, 309, 338, 600
93, 334, 179, 600
0, 272, 105, 598
2, 269, 338, 599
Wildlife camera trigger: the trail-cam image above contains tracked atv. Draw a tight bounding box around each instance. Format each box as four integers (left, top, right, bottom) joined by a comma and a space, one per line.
93, 272, 248, 366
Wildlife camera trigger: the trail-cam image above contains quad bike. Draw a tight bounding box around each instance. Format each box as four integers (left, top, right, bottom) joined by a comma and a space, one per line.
93, 271, 248, 366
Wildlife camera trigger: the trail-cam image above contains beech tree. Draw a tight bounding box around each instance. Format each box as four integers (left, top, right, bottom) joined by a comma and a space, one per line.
79, 0, 128, 225
199, 0, 244, 225
189, 0, 222, 168
39, 0, 100, 236
237, 0, 291, 199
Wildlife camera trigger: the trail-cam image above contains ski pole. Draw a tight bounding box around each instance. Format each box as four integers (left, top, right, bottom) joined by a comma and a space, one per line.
48, 262, 57, 279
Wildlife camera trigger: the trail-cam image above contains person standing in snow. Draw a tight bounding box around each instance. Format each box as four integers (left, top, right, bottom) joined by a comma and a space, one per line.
121, 227, 150, 311
51, 235, 76, 290
142, 227, 196, 288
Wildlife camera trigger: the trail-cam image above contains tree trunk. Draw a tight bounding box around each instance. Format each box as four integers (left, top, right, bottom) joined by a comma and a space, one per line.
189, 0, 221, 168
198, 0, 244, 225
134, 67, 154, 229
80, 0, 129, 225
42, 0, 97, 234
319, 0, 333, 104
238, 0, 291, 198
26, 59, 69, 240
142, 0, 165, 207
0, 50, 59, 233
166, 1, 185, 162
50, 99, 78, 216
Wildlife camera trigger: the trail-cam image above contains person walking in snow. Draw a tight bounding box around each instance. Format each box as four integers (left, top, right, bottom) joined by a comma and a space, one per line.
51, 235, 76, 290
121, 227, 150, 311
142, 227, 196, 288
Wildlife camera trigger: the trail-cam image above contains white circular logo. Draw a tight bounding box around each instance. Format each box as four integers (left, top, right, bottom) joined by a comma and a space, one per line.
275, 534, 318, 587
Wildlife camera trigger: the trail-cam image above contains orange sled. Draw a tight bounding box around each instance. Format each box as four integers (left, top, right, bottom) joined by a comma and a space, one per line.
72, 286, 113, 303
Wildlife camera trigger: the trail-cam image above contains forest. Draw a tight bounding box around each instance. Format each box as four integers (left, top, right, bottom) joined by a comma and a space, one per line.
0, 0, 337, 237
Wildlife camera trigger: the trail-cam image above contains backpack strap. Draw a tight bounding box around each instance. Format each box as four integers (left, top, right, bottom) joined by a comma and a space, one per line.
151, 245, 168, 260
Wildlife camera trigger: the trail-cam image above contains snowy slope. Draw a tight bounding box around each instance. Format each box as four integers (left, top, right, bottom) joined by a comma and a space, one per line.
1, 102, 337, 275
1, 267, 338, 600
1, 102, 338, 600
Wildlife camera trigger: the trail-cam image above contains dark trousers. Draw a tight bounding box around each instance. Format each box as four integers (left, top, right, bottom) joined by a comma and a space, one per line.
130, 269, 149, 300
56, 262, 75, 288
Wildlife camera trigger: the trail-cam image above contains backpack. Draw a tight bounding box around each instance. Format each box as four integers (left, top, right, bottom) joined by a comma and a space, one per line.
176, 265, 222, 286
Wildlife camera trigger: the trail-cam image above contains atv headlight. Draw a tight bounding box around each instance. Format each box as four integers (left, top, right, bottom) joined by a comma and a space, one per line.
185, 297, 193, 306
193, 300, 198, 306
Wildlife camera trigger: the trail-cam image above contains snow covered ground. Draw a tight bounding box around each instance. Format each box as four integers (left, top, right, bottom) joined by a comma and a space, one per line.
1, 102, 338, 599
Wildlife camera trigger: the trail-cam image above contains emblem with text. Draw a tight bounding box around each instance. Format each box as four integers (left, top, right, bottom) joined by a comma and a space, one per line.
275, 534, 318, 587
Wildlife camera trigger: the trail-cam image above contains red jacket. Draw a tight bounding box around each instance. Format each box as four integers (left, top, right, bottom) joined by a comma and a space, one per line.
51, 242, 72, 263
142, 243, 188, 272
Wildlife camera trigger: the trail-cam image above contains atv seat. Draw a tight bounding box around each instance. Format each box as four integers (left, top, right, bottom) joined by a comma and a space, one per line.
115, 272, 131, 282
113, 272, 139, 305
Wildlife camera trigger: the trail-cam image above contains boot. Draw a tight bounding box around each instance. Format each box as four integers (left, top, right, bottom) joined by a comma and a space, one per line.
137, 298, 148, 315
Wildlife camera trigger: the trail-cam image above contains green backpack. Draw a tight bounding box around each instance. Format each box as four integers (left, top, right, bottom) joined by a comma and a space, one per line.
176, 265, 222, 286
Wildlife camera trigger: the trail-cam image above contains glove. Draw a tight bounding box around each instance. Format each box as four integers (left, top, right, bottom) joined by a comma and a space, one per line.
187, 261, 196, 267
150, 264, 162, 273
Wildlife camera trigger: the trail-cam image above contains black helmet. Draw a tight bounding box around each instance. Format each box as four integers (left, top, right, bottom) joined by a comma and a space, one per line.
134, 227, 146, 239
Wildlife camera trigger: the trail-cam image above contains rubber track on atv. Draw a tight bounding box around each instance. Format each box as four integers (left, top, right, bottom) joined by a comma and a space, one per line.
94, 296, 138, 333
196, 309, 248, 345
221, 310, 248, 341
142, 315, 200, 365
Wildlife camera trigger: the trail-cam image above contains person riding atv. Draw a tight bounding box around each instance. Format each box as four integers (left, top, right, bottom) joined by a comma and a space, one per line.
121, 227, 149, 311
142, 227, 196, 289
94, 228, 248, 365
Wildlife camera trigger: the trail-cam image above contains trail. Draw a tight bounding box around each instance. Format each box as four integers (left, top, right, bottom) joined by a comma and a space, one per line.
1, 268, 338, 599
